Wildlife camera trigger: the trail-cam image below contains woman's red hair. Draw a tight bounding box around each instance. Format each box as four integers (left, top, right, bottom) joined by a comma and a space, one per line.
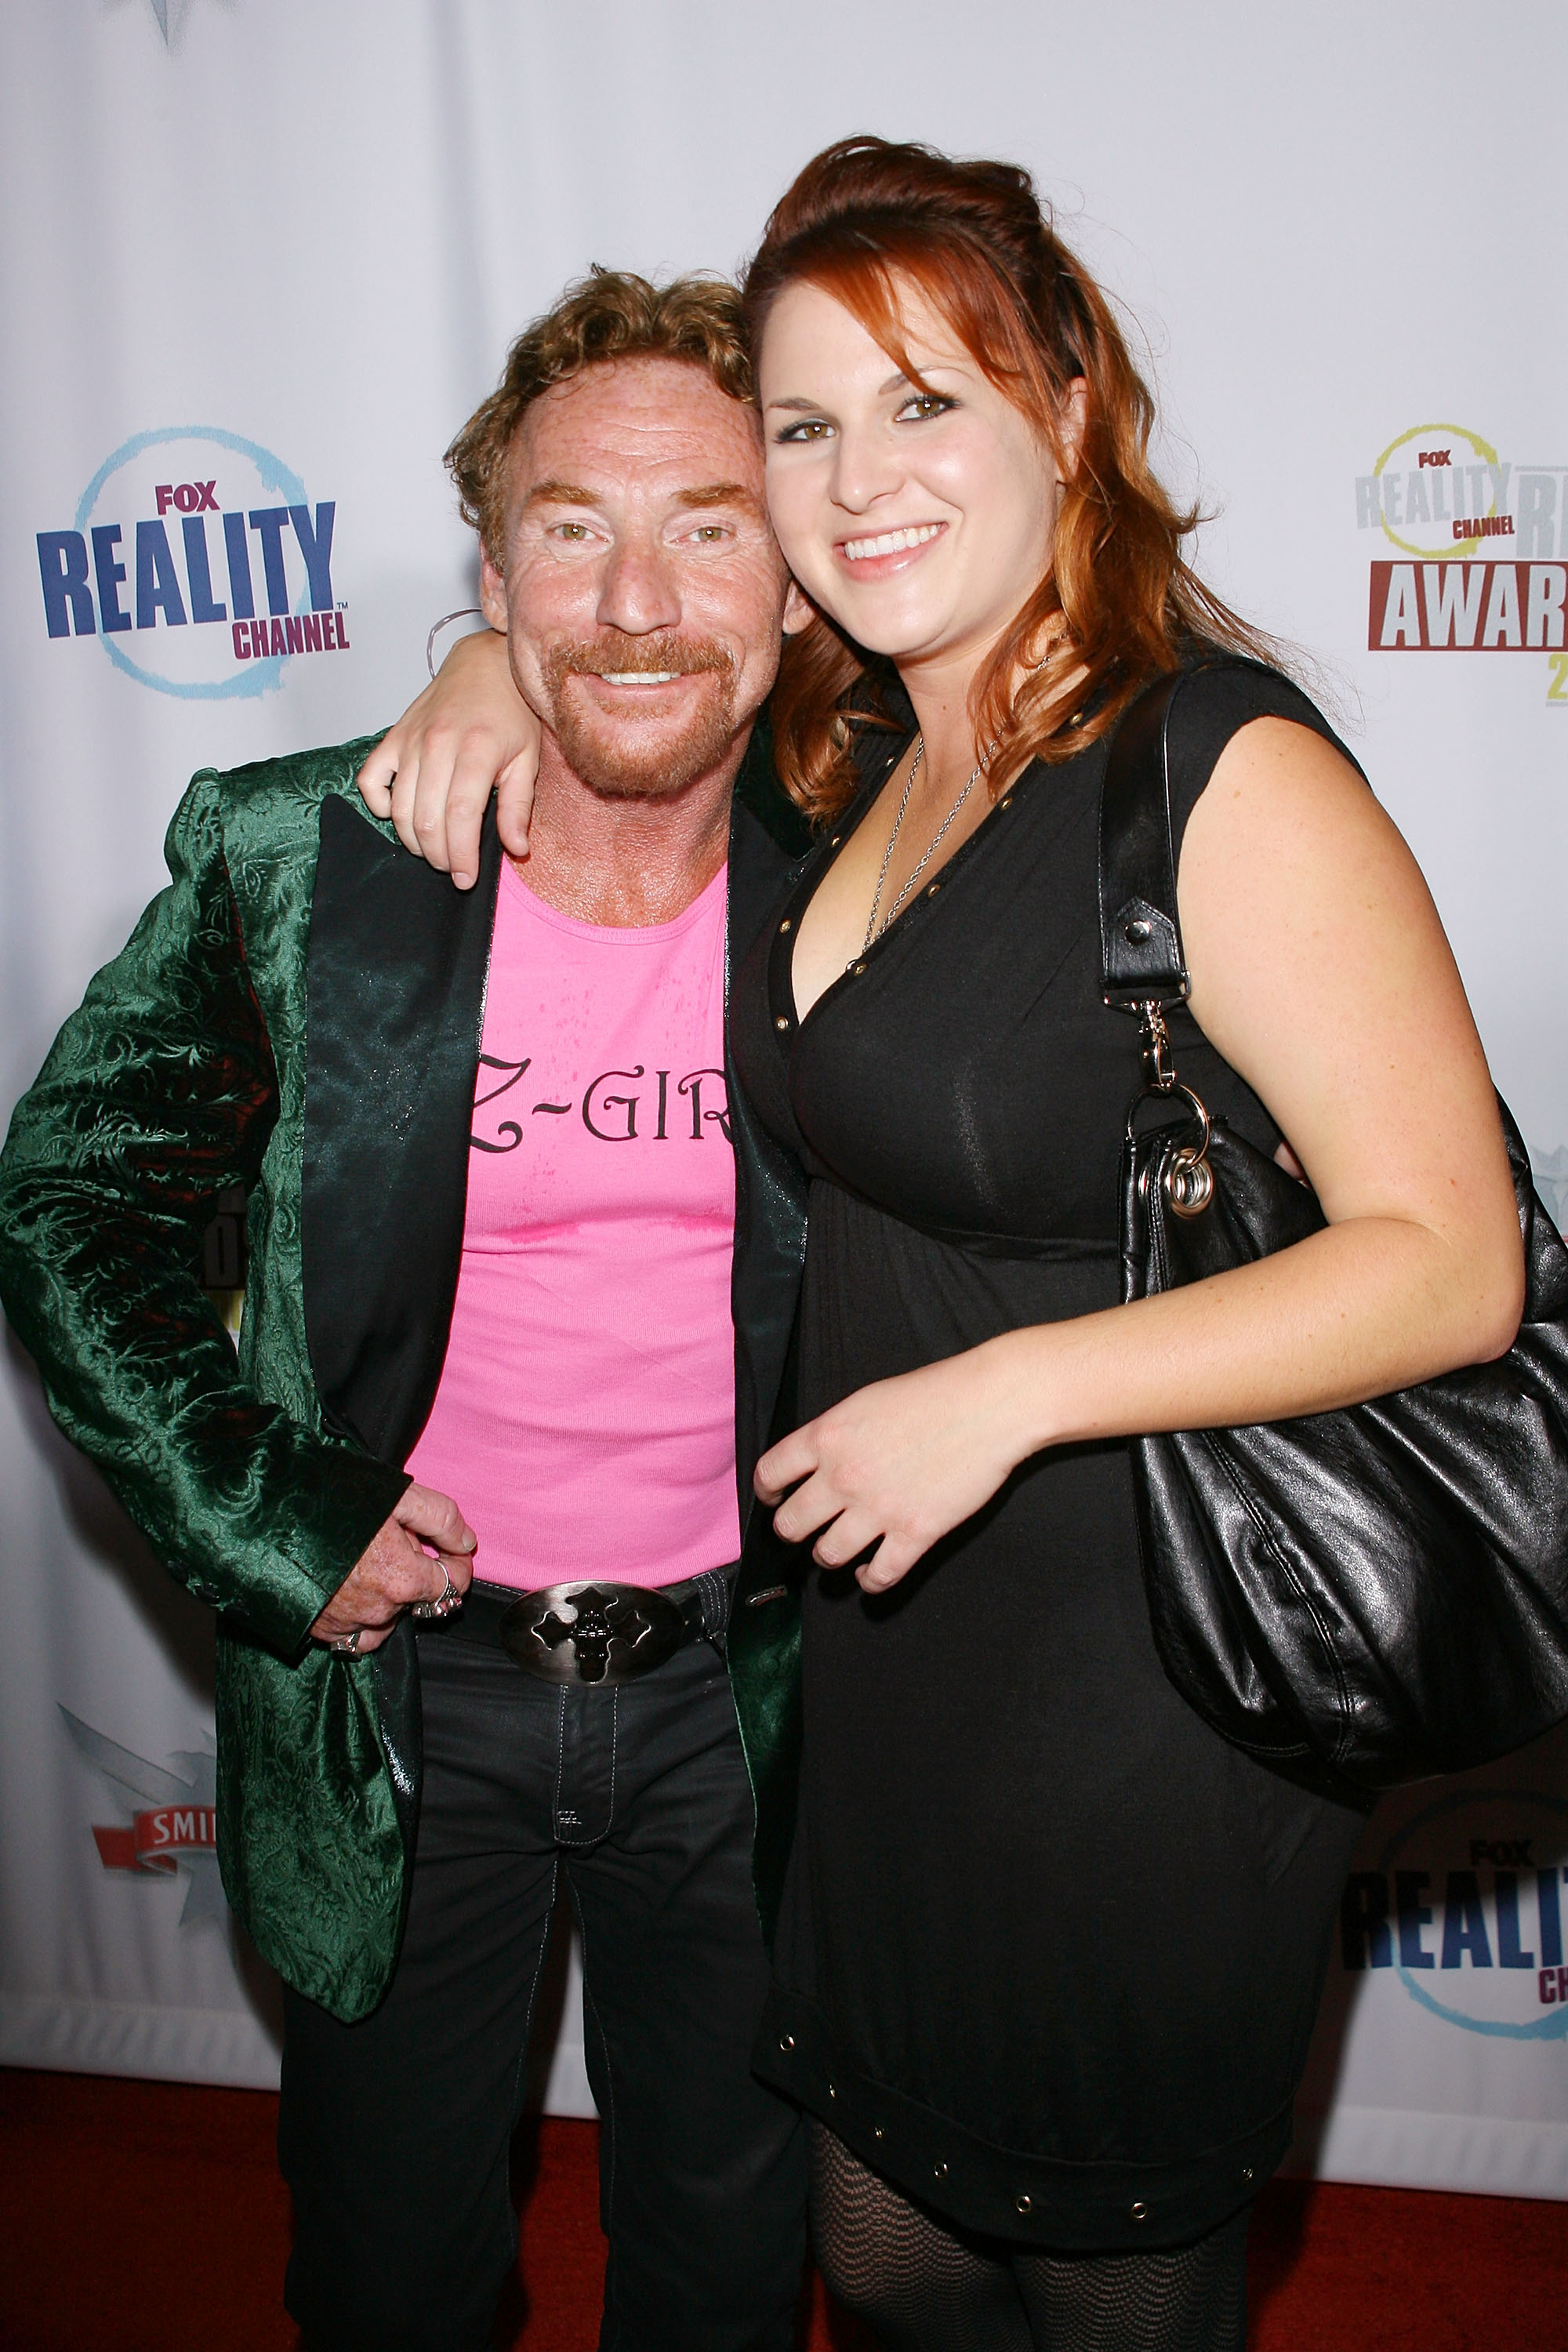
742, 137, 1274, 822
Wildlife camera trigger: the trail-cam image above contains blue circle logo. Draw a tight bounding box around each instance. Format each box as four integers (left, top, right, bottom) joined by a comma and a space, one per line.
35, 426, 346, 700
1353, 1787, 1568, 2041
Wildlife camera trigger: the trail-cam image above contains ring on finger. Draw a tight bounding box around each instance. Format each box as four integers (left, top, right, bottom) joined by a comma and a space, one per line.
412, 1562, 463, 1621
330, 1628, 363, 1657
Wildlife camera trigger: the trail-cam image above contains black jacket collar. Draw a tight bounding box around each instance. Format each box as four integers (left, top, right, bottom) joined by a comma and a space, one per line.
302, 791, 504, 1469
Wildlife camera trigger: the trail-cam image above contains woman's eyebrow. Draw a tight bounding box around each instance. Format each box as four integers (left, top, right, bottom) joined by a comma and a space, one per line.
764, 375, 925, 409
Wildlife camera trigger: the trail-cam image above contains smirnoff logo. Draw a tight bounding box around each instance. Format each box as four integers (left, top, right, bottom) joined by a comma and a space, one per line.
61, 1707, 227, 1926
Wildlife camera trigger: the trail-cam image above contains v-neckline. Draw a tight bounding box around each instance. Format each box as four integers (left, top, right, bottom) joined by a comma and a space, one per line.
778, 734, 1039, 1036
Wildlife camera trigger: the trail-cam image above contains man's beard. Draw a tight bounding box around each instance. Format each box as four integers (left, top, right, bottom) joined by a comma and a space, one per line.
540, 630, 739, 801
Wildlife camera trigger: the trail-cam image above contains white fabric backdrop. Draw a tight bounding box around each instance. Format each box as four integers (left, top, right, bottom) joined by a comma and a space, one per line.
2, 0, 1565, 2193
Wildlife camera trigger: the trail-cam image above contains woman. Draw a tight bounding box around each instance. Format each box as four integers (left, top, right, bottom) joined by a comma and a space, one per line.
363, 140, 1523, 2351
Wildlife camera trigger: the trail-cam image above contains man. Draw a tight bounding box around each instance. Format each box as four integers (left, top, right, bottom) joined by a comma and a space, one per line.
0, 274, 816, 2352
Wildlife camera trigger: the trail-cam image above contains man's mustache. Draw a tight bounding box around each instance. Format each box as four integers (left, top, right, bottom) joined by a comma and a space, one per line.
545, 631, 735, 685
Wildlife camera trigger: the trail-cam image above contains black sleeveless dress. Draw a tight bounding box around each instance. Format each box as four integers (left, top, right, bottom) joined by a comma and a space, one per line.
728, 664, 1374, 2253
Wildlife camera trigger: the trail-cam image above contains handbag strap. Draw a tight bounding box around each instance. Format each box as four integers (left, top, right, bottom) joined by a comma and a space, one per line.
1098, 666, 1191, 1014
1098, 665, 1197, 1095
1099, 652, 1292, 1011
1099, 655, 1279, 1101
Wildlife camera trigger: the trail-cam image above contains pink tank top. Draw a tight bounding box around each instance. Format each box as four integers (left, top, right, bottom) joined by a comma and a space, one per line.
405, 857, 739, 1591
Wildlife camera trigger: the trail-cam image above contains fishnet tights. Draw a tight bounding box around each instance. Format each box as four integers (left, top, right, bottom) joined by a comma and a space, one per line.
809, 2126, 1250, 2352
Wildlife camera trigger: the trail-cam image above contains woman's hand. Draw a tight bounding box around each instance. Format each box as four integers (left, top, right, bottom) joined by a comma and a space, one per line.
755, 1343, 1032, 1594
356, 626, 541, 887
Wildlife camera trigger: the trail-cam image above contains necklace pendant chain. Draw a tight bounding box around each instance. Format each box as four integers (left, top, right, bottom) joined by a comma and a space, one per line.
858, 733, 995, 958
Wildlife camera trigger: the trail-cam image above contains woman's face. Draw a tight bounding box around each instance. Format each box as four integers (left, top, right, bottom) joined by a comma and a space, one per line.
757, 276, 1074, 677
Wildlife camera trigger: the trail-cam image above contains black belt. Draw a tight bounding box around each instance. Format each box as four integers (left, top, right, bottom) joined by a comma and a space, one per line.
419, 1570, 735, 1686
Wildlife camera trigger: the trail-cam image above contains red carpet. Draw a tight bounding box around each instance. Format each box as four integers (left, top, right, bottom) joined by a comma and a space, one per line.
3, 2067, 1566, 2350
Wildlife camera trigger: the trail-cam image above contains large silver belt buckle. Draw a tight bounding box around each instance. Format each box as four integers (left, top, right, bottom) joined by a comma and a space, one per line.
497, 1581, 685, 1686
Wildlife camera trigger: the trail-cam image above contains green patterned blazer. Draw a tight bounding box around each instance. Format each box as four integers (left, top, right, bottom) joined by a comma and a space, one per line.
0, 732, 811, 2021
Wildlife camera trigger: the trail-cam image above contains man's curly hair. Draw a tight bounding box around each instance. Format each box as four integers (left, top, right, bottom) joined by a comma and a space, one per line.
446, 267, 755, 566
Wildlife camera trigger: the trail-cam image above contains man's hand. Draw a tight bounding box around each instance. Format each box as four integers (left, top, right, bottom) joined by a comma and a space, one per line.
356, 628, 541, 889
310, 1483, 477, 1654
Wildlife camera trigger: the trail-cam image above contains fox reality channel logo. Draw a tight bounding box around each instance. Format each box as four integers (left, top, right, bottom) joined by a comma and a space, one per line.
35, 425, 349, 700
1356, 423, 1568, 703
1339, 1785, 1568, 2039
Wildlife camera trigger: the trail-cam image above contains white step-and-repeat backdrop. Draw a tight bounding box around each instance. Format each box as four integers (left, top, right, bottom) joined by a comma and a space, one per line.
2, 0, 1565, 2194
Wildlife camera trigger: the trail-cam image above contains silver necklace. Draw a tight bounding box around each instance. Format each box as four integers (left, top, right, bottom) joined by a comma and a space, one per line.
860, 735, 991, 954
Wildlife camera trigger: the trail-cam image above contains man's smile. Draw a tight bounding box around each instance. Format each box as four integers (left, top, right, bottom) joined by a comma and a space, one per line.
567, 668, 710, 702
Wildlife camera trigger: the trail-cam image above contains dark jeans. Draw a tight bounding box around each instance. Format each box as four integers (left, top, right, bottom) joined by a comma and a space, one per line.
278, 1613, 804, 2352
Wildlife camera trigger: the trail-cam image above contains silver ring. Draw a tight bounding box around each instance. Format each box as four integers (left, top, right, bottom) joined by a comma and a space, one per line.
330, 1628, 362, 1656
425, 607, 487, 681
412, 1563, 462, 1621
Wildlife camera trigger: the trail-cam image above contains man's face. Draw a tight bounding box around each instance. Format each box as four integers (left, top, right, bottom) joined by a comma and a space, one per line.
481, 358, 809, 801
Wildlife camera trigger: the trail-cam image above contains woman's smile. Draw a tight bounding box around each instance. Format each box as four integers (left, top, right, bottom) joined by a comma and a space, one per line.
837, 521, 949, 572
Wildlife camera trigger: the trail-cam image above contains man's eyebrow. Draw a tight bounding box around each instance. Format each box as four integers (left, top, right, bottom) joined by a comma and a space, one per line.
523, 478, 601, 508
673, 481, 764, 516
521, 478, 762, 516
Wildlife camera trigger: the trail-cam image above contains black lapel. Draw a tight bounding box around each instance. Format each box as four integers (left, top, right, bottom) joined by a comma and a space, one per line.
303, 793, 503, 1468
726, 722, 811, 1529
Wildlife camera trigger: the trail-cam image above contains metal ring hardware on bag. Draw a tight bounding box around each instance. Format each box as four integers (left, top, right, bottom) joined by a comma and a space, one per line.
1128, 998, 1214, 1221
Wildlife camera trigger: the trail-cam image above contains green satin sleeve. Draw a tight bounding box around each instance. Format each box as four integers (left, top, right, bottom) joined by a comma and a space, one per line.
0, 775, 406, 1656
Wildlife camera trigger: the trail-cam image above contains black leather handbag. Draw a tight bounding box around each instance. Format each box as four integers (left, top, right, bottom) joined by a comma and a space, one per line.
1101, 663, 1568, 1792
